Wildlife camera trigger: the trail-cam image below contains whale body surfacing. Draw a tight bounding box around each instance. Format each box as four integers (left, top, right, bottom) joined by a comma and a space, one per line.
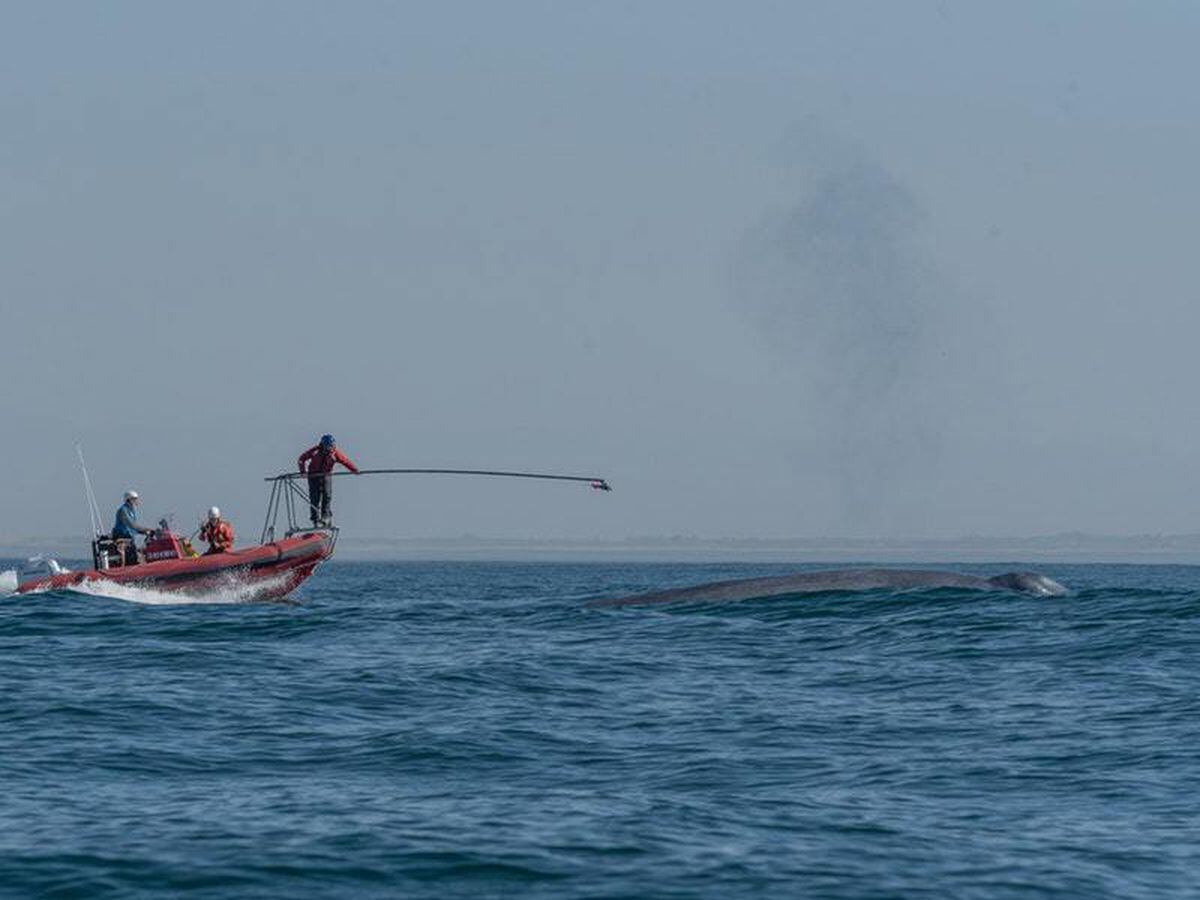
592, 568, 1068, 608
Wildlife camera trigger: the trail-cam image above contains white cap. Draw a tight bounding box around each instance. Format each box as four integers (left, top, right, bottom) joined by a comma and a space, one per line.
208, 506, 220, 520
124, 490, 139, 501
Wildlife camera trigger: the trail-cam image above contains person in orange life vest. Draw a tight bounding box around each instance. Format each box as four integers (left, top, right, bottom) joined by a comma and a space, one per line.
199, 506, 235, 555
297, 434, 359, 526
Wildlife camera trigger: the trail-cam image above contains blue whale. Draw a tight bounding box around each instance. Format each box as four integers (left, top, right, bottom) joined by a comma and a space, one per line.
592, 567, 1068, 607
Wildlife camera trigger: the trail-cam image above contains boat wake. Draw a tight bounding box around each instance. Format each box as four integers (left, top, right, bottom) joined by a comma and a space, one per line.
64, 572, 297, 606
0, 569, 17, 597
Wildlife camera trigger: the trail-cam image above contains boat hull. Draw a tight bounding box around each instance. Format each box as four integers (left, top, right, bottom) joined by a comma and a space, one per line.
16, 531, 335, 601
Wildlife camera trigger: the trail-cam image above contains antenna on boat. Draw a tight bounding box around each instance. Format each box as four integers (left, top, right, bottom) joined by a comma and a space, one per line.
75, 443, 105, 539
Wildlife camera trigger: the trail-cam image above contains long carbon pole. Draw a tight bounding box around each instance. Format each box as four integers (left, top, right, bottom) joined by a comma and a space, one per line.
265, 468, 612, 491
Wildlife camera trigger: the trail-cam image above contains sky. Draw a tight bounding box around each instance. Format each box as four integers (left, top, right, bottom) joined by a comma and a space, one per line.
3, 1, 1200, 544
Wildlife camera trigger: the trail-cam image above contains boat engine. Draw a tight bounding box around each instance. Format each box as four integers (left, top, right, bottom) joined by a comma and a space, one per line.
92, 536, 122, 570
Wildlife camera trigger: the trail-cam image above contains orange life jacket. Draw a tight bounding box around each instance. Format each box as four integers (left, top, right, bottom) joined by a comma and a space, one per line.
200, 519, 235, 553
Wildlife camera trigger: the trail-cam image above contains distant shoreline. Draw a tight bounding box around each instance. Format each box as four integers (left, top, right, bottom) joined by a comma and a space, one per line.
9, 534, 1200, 564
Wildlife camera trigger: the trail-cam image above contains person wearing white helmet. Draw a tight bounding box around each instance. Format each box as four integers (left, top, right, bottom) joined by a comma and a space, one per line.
199, 506, 235, 555
112, 489, 152, 565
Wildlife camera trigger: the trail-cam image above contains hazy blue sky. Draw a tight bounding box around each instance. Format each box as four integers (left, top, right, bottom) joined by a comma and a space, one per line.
3, 2, 1199, 543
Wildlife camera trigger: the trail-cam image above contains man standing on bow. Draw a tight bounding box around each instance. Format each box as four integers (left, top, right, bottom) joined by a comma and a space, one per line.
297, 434, 359, 527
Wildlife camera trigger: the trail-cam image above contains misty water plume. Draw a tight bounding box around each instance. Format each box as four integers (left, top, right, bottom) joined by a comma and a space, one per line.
734, 140, 981, 532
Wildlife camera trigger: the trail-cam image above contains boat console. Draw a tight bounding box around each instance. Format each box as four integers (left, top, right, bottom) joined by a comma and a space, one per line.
143, 531, 187, 563
91, 524, 196, 570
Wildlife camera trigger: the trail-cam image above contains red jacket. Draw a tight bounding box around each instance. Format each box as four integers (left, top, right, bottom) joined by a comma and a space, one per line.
298, 445, 359, 475
200, 519, 235, 553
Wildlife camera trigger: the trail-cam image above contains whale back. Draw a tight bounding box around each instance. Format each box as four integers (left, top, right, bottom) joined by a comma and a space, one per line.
592, 567, 1069, 607
985, 572, 1069, 596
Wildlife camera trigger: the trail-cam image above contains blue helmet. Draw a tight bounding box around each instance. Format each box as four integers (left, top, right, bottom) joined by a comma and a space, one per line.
320, 434, 335, 448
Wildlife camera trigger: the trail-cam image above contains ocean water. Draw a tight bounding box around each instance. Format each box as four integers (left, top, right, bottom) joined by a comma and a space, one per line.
1, 560, 1198, 899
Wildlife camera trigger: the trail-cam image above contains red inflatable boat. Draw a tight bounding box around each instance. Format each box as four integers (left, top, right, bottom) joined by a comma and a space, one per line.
15, 463, 609, 601
17, 529, 335, 600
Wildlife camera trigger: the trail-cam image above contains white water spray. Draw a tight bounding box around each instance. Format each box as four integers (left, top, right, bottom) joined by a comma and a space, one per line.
66, 571, 297, 606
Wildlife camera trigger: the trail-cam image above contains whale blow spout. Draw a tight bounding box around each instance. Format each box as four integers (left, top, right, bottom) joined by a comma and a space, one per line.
592, 567, 1070, 608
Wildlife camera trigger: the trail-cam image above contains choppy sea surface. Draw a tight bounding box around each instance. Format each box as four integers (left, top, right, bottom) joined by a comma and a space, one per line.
1, 560, 1198, 899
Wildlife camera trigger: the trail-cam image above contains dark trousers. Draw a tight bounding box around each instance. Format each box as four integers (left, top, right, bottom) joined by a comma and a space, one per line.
308, 475, 333, 524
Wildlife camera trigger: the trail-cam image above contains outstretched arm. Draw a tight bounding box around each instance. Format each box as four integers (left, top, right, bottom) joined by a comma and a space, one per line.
118, 506, 153, 536
336, 450, 360, 473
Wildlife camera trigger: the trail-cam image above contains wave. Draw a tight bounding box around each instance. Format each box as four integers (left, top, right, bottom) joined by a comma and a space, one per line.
0, 569, 16, 596
63, 571, 297, 606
